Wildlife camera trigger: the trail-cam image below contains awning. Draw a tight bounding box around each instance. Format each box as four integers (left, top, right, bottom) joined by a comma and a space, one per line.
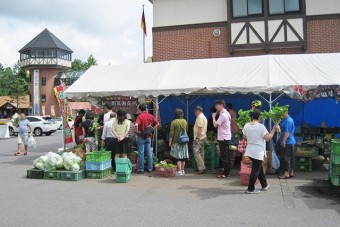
64, 53, 340, 99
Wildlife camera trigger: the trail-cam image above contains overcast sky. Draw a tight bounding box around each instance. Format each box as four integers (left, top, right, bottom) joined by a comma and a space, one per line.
0, 0, 153, 67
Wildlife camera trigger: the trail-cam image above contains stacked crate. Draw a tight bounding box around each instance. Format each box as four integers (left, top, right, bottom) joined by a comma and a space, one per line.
85, 151, 113, 179
116, 158, 132, 183
330, 140, 340, 186
295, 157, 313, 172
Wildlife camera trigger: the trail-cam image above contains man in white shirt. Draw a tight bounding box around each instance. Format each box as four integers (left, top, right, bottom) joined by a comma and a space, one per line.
101, 112, 116, 169
103, 104, 114, 123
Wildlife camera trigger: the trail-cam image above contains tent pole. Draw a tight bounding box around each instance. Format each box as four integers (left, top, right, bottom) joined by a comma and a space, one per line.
186, 95, 189, 122
155, 96, 159, 157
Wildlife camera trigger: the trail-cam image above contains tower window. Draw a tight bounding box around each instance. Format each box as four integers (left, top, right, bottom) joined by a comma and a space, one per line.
42, 77, 46, 86
232, 0, 263, 18
268, 0, 300, 15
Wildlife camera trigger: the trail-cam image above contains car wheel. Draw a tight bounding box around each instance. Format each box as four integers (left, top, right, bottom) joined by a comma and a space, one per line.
59, 125, 62, 130
9, 127, 14, 136
45, 133, 52, 136
34, 128, 43, 136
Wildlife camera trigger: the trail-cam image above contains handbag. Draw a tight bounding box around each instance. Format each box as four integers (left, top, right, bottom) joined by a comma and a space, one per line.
141, 115, 154, 139
177, 126, 189, 144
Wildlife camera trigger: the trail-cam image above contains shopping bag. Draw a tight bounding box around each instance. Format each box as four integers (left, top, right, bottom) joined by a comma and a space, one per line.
272, 149, 280, 170
27, 136, 36, 149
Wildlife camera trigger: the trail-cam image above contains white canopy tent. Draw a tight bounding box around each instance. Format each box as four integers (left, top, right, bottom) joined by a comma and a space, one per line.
65, 53, 340, 99
64, 53, 340, 153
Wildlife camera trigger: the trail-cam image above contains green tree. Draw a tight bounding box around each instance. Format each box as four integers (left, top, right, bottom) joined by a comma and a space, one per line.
71, 54, 97, 71
0, 64, 28, 110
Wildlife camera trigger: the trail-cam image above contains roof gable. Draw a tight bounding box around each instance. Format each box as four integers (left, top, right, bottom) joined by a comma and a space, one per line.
19, 28, 73, 53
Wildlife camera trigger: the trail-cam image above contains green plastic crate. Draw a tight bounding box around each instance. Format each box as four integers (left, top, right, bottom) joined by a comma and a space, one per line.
27, 168, 46, 179
116, 158, 132, 173
85, 151, 112, 162
116, 172, 131, 183
296, 164, 312, 172
60, 170, 85, 181
295, 146, 319, 157
331, 163, 340, 176
204, 144, 217, 159
331, 176, 340, 186
331, 140, 340, 154
190, 157, 198, 171
44, 170, 61, 180
295, 157, 312, 165
86, 168, 112, 179
205, 158, 217, 170
331, 153, 340, 165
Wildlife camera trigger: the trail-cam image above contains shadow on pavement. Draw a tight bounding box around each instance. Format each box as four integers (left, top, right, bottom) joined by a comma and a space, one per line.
177, 185, 245, 200
293, 179, 340, 214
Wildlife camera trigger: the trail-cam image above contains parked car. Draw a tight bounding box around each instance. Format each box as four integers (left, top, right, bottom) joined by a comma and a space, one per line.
42, 116, 60, 130
54, 117, 74, 130
6, 121, 18, 136
26, 116, 57, 136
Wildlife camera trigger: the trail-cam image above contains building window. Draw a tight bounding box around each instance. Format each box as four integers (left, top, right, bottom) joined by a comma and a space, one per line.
268, 0, 300, 15
232, 0, 263, 18
42, 77, 46, 86
41, 94, 46, 103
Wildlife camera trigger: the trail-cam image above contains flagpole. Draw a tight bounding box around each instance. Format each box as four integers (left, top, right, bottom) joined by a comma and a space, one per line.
142, 4, 146, 63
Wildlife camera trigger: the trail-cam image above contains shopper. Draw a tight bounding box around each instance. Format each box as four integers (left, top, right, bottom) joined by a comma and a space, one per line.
104, 104, 114, 123
212, 99, 232, 179
15, 113, 32, 156
193, 106, 208, 174
226, 103, 238, 134
279, 111, 296, 179
74, 109, 85, 144
243, 109, 278, 194
112, 109, 130, 161
127, 114, 137, 152
101, 112, 116, 168
207, 107, 219, 133
169, 108, 189, 176
135, 103, 159, 174
82, 113, 97, 152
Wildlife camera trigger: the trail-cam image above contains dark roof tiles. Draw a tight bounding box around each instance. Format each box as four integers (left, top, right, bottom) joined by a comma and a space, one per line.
19, 28, 73, 53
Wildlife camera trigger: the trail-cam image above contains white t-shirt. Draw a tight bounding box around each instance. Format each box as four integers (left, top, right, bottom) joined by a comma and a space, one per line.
103, 112, 111, 123
242, 122, 268, 161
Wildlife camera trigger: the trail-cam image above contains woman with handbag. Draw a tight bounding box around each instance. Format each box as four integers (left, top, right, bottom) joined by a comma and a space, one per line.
169, 108, 189, 176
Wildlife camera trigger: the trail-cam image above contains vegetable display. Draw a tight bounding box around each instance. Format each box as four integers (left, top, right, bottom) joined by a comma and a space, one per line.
33, 152, 64, 170
206, 131, 218, 144
261, 103, 289, 133
61, 152, 82, 171
90, 117, 101, 146
33, 152, 82, 171
236, 109, 252, 131
155, 161, 176, 168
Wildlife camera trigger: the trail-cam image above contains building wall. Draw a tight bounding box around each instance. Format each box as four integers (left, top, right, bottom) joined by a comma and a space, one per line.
152, 18, 340, 61
153, 0, 340, 27
153, 0, 227, 27
29, 68, 62, 116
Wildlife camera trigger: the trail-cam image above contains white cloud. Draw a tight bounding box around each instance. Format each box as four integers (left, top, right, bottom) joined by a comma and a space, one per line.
0, 0, 153, 67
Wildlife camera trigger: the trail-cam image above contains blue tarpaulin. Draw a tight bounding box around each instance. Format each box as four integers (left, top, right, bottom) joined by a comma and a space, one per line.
159, 94, 340, 128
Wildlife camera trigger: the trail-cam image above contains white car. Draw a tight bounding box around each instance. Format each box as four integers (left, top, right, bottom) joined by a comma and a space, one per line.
6, 121, 18, 136
54, 117, 74, 130
24, 116, 57, 136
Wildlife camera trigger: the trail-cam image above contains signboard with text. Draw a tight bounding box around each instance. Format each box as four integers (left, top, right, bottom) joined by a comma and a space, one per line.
101, 96, 139, 114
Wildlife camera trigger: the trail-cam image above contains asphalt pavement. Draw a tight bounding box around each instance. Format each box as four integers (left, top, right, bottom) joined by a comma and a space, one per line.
0, 131, 340, 227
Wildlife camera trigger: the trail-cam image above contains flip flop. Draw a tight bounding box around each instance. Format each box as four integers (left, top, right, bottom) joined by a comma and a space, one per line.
15, 152, 21, 156
217, 174, 226, 179
24, 152, 28, 156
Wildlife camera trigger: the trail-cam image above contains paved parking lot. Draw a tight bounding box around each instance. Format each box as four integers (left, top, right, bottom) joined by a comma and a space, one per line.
0, 131, 340, 227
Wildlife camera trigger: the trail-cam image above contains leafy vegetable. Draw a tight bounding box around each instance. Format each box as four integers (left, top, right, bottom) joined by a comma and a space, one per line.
155, 161, 176, 168
206, 131, 218, 144
61, 152, 82, 171
236, 109, 252, 131
261, 103, 289, 133
90, 117, 101, 146
33, 152, 63, 170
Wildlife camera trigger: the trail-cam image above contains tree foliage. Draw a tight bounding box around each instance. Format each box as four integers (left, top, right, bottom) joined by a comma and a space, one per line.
0, 63, 29, 109
71, 54, 97, 71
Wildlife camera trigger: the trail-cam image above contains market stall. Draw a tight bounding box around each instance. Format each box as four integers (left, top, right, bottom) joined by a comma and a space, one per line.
64, 53, 340, 155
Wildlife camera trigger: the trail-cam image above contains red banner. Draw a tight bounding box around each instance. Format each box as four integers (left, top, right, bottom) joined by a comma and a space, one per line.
64, 121, 73, 144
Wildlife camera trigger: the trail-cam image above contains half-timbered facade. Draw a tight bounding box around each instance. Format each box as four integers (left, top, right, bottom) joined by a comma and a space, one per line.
151, 0, 340, 61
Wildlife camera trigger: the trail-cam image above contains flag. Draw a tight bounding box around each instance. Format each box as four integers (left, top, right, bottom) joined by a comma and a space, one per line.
141, 9, 147, 36
51, 105, 55, 116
